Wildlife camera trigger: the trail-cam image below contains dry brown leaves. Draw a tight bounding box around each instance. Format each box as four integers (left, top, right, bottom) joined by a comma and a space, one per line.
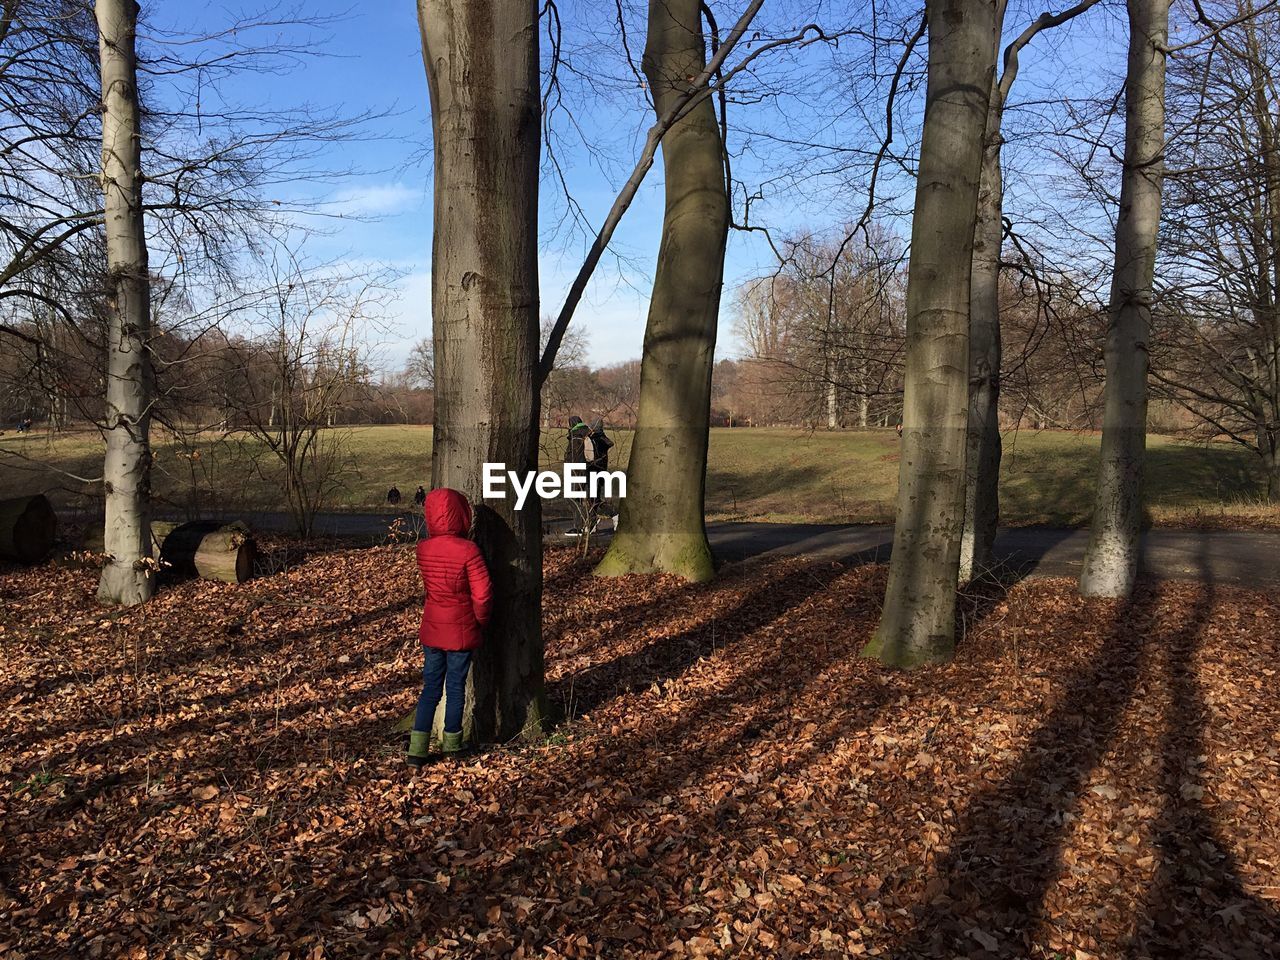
1, 542, 1278, 959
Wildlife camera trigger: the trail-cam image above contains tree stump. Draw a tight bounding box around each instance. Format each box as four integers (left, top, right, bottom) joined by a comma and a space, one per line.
0, 495, 57, 564
84, 520, 255, 584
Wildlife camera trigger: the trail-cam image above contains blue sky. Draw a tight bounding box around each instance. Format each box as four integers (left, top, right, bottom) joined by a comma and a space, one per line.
152, 1, 1130, 372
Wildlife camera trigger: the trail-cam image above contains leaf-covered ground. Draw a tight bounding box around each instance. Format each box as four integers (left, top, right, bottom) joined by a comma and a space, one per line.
1, 543, 1278, 959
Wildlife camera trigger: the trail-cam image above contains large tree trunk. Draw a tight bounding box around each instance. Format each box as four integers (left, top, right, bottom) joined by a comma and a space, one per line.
959, 2, 1008, 583
418, 0, 546, 743
95, 0, 155, 606
594, 0, 728, 583
1079, 0, 1167, 597
862, 0, 996, 668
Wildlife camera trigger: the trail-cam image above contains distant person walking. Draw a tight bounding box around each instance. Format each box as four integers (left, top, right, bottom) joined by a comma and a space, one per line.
564, 417, 587, 535
414, 485, 427, 507
586, 418, 615, 530
386, 485, 402, 506
562, 416, 617, 534
565, 416, 605, 535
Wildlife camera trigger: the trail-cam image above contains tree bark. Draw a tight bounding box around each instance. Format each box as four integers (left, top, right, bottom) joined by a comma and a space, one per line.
418, 0, 547, 743
594, 0, 729, 583
1261, 423, 1280, 500
95, 0, 154, 606
1079, 0, 1167, 597
1266, 449, 1280, 501
862, 0, 997, 668
959, 1, 1008, 583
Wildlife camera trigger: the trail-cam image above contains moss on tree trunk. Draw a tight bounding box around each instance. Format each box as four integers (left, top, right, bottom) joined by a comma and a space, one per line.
595, 0, 728, 585
863, 0, 997, 668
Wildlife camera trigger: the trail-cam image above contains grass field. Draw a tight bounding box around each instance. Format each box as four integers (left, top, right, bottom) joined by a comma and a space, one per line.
1, 424, 1274, 527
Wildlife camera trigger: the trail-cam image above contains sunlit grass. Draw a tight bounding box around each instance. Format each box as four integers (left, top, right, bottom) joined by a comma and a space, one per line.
1, 423, 1274, 527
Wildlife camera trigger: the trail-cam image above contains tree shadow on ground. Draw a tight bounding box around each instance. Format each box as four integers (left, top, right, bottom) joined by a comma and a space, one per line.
704, 463, 824, 517
1143, 442, 1261, 510
1002, 442, 1156, 527
389, 558, 1044, 951
15, 536, 1276, 957
4, 589, 418, 720
545, 547, 895, 722
1125, 545, 1280, 958
885, 581, 1170, 957
888, 565, 1279, 958
15, 554, 886, 955
401, 558, 901, 948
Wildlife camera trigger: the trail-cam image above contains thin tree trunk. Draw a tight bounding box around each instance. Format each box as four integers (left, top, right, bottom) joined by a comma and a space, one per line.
862, 0, 996, 668
95, 0, 154, 606
595, 0, 728, 583
1079, 0, 1167, 597
418, 0, 547, 742
960, 1, 1007, 583
1260, 431, 1280, 501
827, 379, 838, 430
959, 0, 1101, 580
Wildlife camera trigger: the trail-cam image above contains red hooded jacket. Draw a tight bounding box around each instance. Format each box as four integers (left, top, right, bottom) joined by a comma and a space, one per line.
416, 488, 493, 651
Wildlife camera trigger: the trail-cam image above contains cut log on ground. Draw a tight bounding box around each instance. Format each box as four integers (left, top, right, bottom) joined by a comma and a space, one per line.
0, 495, 57, 564
84, 520, 255, 584
158, 521, 256, 584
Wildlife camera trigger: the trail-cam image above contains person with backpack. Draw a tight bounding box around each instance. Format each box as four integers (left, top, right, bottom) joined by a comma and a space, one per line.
565, 415, 586, 465
406, 487, 492, 766
586, 418, 615, 530
565, 417, 591, 536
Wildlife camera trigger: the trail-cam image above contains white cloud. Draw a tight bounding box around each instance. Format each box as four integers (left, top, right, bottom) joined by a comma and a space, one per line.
374, 269, 432, 373
326, 183, 423, 218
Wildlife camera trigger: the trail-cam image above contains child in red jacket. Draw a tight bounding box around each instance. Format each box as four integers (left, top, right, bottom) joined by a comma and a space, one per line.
407, 487, 493, 766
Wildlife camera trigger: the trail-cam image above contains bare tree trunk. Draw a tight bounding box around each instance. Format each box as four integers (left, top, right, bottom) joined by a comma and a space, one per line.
95, 0, 154, 606
1264, 443, 1280, 500
960, 1, 1007, 583
959, 0, 1102, 580
827, 379, 839, 430
1079, 0, 1167, 597
418, 0, 547, 742
1258, 414, 1280, 499
595, 0, 728, 583
862, 0, 996, 668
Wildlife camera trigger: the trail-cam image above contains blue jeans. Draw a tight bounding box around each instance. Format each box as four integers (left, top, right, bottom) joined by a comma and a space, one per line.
414, 648, 473, 734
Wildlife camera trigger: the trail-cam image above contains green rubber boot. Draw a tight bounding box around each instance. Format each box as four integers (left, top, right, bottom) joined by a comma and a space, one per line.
440, 730, 471, 757
406, 730, 432, 768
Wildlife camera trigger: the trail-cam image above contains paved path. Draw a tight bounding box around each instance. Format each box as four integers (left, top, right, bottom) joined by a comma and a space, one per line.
705, 521, 1280, 587
220, 510, 1280, 588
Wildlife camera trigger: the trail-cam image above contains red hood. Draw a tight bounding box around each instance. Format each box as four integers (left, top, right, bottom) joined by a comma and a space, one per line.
424, 487, 471, 537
